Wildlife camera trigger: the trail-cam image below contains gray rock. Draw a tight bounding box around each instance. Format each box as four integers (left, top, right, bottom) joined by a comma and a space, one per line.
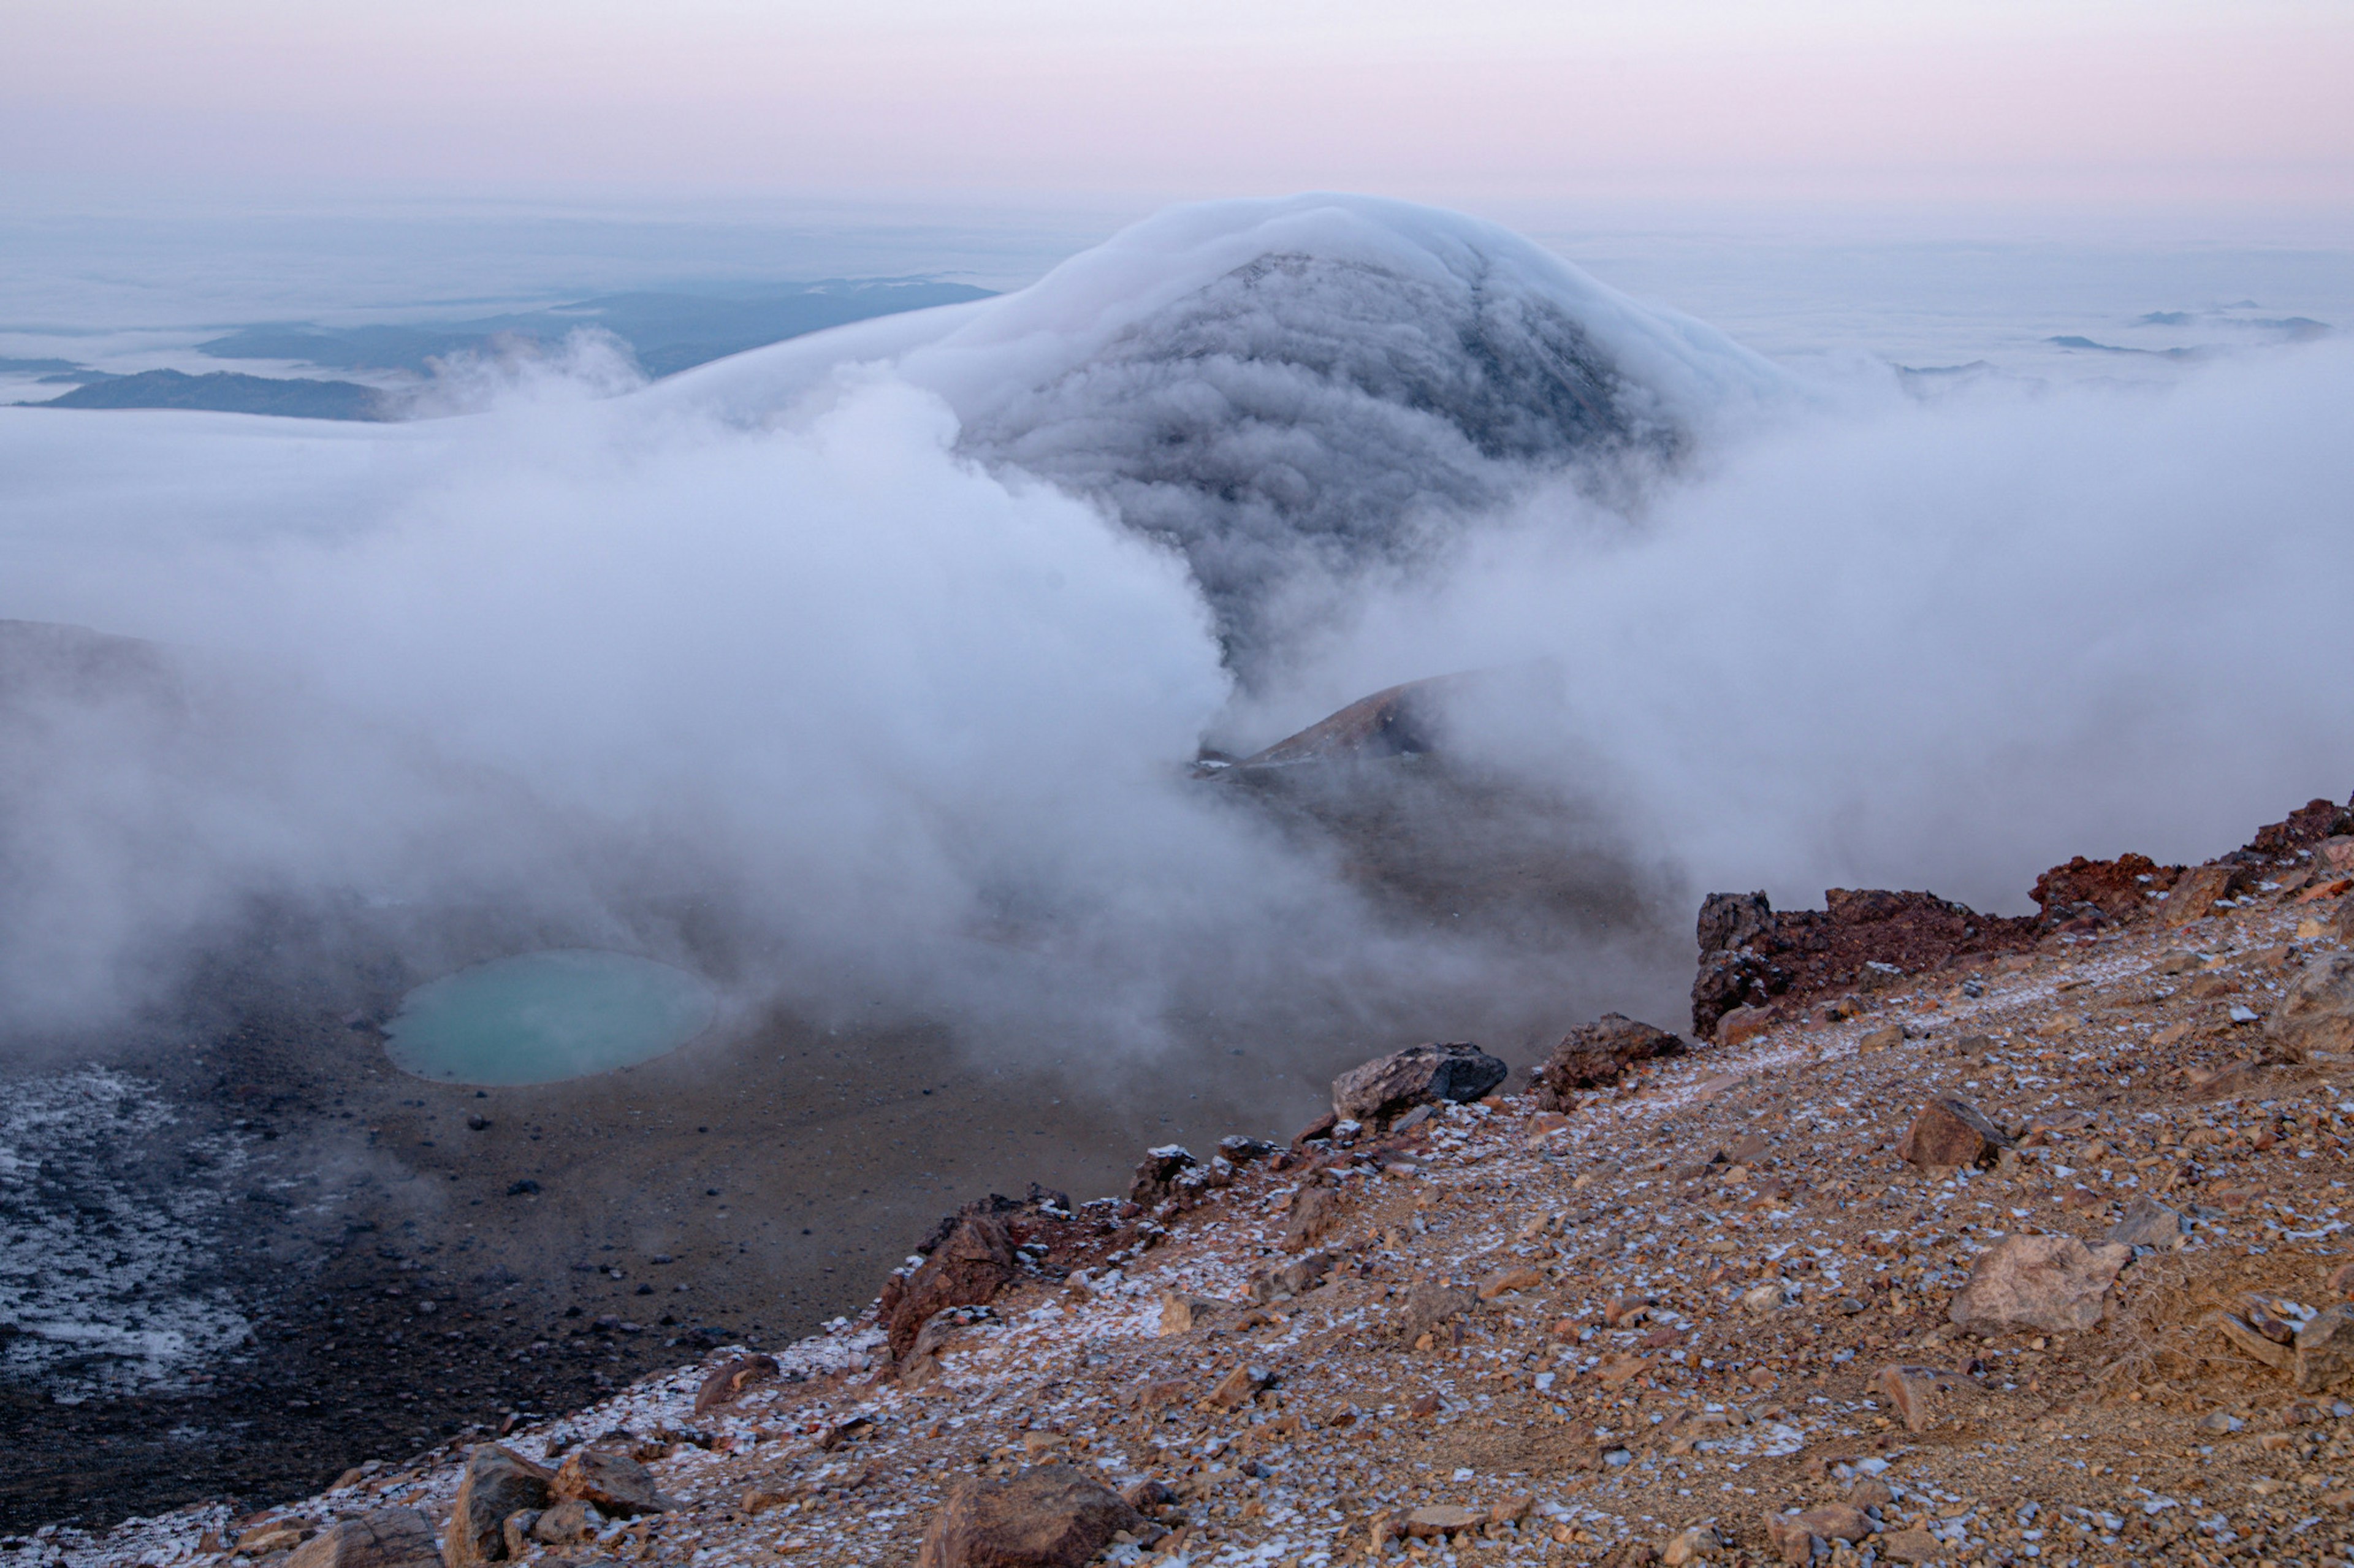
1331, 1042, 1507, 1126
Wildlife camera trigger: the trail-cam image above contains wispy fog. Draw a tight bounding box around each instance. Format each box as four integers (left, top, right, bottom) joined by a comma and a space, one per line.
1, 195, 2347, 1056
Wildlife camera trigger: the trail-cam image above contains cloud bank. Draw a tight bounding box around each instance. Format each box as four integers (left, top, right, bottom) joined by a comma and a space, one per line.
0, 195, 2347, 1061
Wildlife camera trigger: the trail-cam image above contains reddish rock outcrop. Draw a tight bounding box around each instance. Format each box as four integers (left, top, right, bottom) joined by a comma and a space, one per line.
1689, 888, 2039, 1037
2246, 796, 2354, 858
2030, 853, 2181, 929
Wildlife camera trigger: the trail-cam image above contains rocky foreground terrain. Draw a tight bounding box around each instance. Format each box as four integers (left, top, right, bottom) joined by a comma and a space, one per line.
15, 799, 2354, 1568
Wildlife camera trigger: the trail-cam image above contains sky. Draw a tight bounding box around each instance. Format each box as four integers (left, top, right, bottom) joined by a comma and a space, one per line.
4, 0, 2350, 209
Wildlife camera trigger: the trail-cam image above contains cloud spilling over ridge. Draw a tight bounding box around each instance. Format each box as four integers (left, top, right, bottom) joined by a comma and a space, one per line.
0, 195, 2349, 1056
663, 196, 1795, 677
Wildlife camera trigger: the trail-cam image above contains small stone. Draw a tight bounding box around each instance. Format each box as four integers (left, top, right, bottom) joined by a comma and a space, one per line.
1741, 1281, 1794, 1314
1898, 1095, 2011, 1170
1849, 1479, 1895, 1509
1477, 1265, 1545, 1300
1207, 1364, 1269, 1410
1857, 1024, 1903, 1054
691, 1354, 780, 1416
529, 1500, 603, 1545
1404, 1505, 1485, 1537
741, 1491, 793, 1518
2105, 1198, 2188, 1252
1158, 1292, 1234, 1335
498, 1512, 538, 1560
283, 1512, 440, 1568
1949, 1234, 2129, 1334
1876, 1364, 1970, 1434
237, 1523, 307, 1555
1796, 1504, 1870, 1542
916, 1464, 1146, 1568
1408, 1391, 1442, 1418
1392, 1280, 1478, 1343
551, 1448, 669, 1517
1659, 1525, 1718, 1565
1878, 1527, 1945, 1564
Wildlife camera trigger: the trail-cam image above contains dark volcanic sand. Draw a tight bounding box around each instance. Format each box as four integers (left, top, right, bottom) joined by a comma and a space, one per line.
4, 943, 1550, 1534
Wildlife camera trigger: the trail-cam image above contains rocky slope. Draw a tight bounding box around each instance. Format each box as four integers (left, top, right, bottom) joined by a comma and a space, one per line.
15, 802, 2354, 1568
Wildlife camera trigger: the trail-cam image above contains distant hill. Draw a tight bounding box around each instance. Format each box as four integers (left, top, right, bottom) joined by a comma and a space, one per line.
199, 280, 996, 379
39, 370, 390, 421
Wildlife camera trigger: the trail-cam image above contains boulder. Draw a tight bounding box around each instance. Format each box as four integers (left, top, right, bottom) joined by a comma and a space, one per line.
1714, 1006, 1773, 1048
1333, 1042, 1506, 1126
1898, 1095, 2010, 1170
692, 1354, 780, 1417
286, 1512, 443, 1568
2272, 954, 2354, 1057
916, 1464, 1145, 1568
882, 1209, 1018, 1362
550, 1448, 669, 1517
2162, 862, 2253, 926
1949, 1234, 2130, 1335
1529, 1016, 1683, 1105
446, 1445, 553, 1567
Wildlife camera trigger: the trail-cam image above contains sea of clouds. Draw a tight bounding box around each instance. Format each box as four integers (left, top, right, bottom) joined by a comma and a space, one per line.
2, 194, 2349, 1054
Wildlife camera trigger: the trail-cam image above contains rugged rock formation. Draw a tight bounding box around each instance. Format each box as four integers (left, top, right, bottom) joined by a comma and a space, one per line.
1527, 1014, 1683, 1105
1690, 886, 2044, 1038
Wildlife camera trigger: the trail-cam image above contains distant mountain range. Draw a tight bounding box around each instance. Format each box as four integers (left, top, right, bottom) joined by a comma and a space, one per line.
20, 278, 994, 421
39, 369, 391, 420
197, 280, 995, 379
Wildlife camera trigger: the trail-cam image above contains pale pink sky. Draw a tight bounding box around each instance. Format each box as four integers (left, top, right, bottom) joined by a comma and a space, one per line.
4, 0, 2350, 205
